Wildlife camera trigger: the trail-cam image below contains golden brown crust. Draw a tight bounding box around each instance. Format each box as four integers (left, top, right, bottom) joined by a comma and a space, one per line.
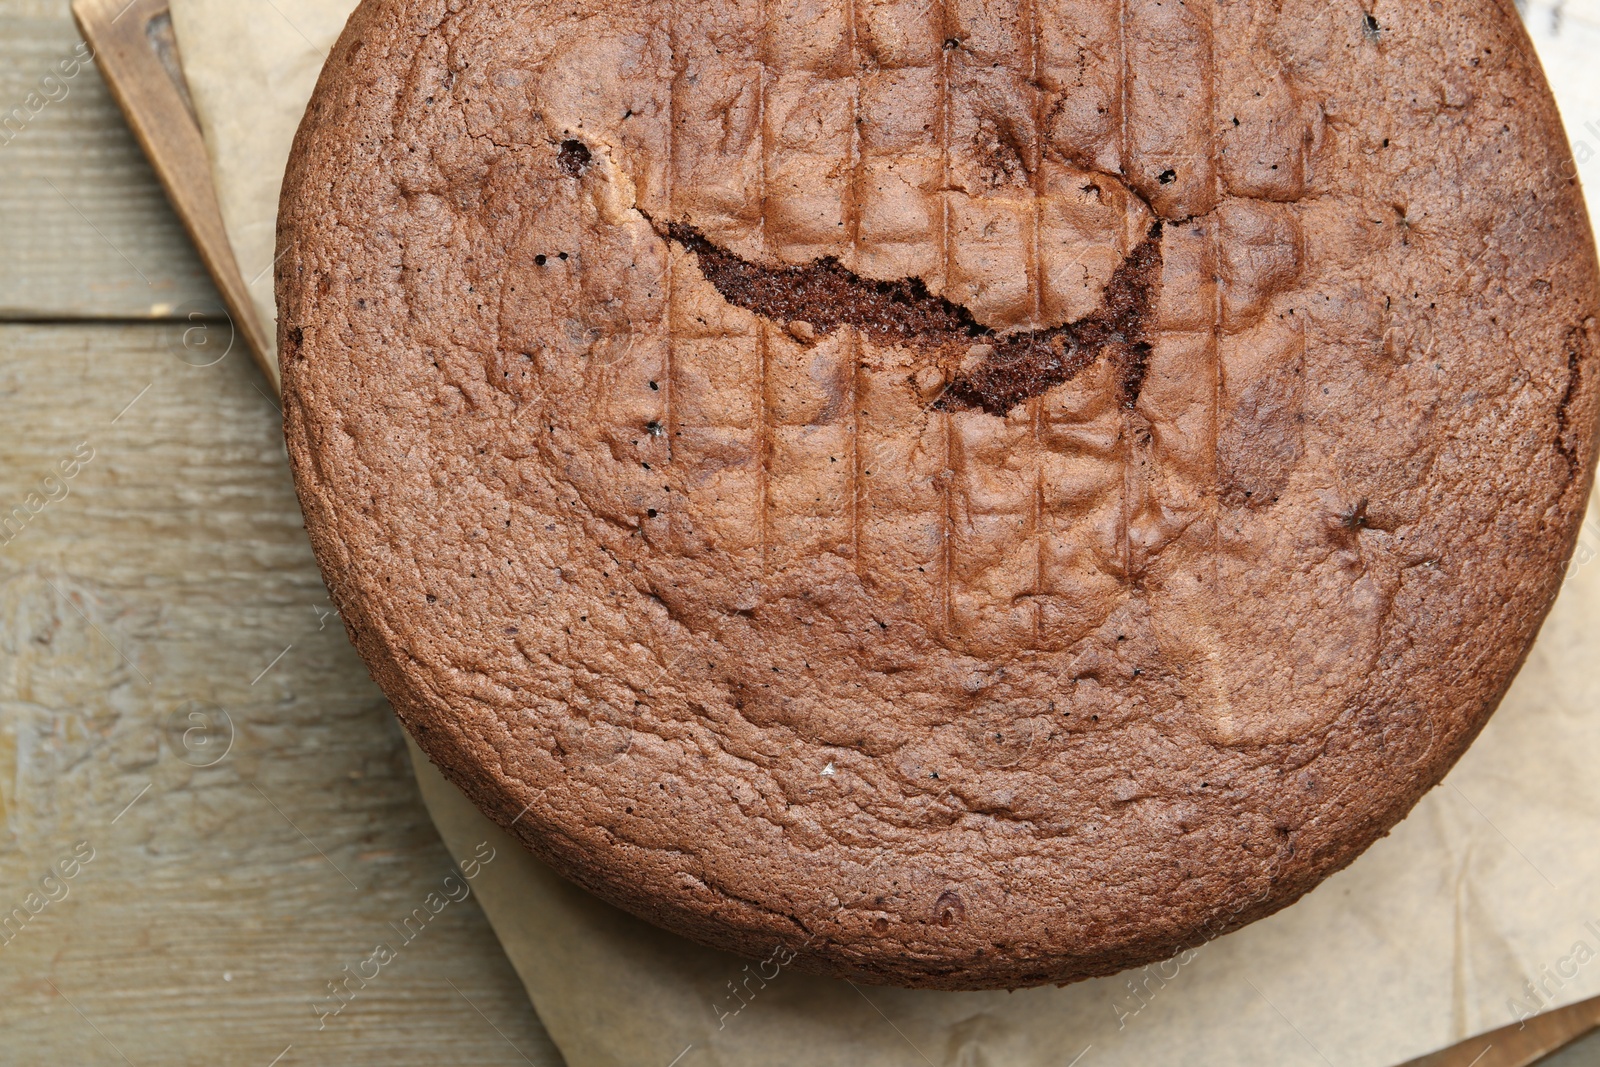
278, 0, 1600, 988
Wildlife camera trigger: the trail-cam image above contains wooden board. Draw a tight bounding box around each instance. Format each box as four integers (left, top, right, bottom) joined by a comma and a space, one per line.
0, 6, 219, 320
4, 0, 1600, 1062
0, 323, 562, 1064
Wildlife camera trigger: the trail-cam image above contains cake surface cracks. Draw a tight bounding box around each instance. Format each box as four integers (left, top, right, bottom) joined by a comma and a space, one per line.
640, 211, 1165, 417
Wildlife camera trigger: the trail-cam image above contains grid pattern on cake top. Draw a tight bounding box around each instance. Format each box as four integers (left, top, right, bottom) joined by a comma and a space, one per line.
488, 0, 1319, 657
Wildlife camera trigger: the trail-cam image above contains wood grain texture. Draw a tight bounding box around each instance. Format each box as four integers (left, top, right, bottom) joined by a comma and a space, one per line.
0, 323, 562, 1065
0, 2, 219, 320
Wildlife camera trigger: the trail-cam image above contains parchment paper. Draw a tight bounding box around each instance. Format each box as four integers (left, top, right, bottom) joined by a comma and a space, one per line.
167, 2, 1600, 1063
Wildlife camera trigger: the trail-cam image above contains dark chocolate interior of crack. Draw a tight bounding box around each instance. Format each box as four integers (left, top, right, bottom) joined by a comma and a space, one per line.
639, 210, 1163, 415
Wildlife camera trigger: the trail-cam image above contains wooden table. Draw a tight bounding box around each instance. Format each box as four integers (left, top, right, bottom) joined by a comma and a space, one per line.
0, 2, 562, 1062
8, 0, 1600, 1063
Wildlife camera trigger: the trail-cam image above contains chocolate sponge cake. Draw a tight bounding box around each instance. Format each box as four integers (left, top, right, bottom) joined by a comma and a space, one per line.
278, 0, 1600, 988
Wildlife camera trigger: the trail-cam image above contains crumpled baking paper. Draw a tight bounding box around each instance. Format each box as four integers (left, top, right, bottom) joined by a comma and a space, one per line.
166, 1, 1600, 1062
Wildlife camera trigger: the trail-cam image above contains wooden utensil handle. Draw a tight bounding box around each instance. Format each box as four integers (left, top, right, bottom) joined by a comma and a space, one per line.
72, 0, 279, 395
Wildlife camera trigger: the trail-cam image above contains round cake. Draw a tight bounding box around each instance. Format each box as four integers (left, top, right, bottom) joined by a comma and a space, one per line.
278, 0, 1600, 988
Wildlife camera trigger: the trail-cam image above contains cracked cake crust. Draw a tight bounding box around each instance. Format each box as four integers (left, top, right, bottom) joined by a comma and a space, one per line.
278, 0, 1600, 988
646, 215, 1164, 415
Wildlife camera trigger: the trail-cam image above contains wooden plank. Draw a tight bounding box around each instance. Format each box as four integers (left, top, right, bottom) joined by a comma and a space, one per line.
73, 0, 278, 389
0, 322, 563, 1065
0, 5, 220, 320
